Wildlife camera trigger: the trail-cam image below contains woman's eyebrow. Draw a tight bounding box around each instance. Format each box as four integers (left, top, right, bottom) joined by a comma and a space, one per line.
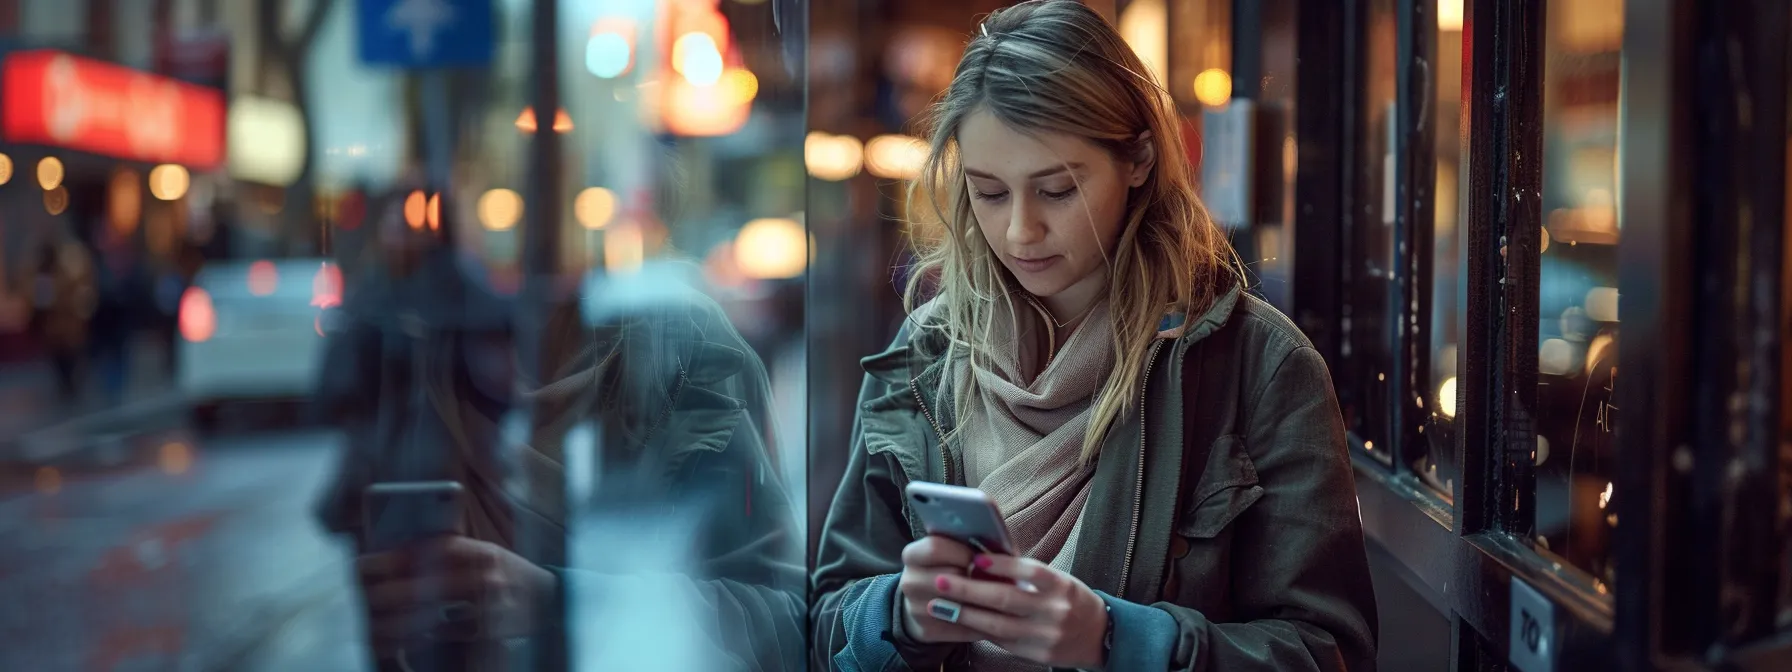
964, 162, 1085, 181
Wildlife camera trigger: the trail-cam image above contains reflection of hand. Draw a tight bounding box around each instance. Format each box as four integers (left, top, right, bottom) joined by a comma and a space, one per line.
897, 535, 985, 644
932, 554, 1108, 669
355, 536, 556, 656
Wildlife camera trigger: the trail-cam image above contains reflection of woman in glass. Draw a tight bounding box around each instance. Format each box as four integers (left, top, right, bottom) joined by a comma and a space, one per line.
315, 192, 803, 671
812, 2, 1377, 669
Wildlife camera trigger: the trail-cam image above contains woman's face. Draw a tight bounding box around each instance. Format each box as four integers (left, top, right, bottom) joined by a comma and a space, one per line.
958, 109, 1151, 317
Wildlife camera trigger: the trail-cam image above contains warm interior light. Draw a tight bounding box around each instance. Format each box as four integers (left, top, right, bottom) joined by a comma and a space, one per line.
427, 193, 442, 231
722, 69, 759, 105
404, 190, 428, 230
1438, 0, 1465, 32
575, 187, 617, 230
1438, 376, 1458, 418
180, 287, 216, 342
37, 157, 63, 190
735, 217, 807, 279
806, 132, 864, 181
0, 153, 14, 185
1118, 0, 1169, 88
478, 189, 524, 231
149, 164, 190, 201
863, 134, 928, 180
1193, 69, 1233, 107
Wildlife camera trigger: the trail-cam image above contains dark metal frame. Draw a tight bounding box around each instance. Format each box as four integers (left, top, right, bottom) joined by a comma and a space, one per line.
1612, 0, 1792, 668
1300, 0, 1792, 667
1291, 0, 1349, 365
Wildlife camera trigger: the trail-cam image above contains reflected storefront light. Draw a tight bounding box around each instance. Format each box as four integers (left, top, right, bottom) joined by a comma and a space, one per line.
36, 156, 63, 190
1193, 68, 1232, 107
863, 134, 926, 180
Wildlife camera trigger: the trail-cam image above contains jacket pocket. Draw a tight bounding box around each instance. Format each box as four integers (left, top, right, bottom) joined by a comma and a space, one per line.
1176, 435, 1265, 539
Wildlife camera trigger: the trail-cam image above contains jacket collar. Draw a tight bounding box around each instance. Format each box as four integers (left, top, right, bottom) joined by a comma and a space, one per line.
863, 283, 1244, 390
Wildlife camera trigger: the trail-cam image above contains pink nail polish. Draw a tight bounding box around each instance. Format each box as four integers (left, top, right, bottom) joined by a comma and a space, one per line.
974, 554, 993, 570
935, 575, 950, 591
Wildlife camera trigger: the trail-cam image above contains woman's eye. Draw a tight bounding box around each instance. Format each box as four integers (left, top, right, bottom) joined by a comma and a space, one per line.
973, 190, 1008, 202
1041, 187, 1078, 201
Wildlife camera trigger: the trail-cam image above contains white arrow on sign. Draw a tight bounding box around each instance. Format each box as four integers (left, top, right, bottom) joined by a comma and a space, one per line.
387, 0, 457, 59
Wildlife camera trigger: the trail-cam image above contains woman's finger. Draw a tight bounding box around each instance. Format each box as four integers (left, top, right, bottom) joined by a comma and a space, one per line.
355, 550, 409, 582
934, 573, 1042, 617
368, 606, 441, 647
933, 598, 1033, 642
971, 553, 1054, 591
363, 572, 482, 614
901, 535, 977, 569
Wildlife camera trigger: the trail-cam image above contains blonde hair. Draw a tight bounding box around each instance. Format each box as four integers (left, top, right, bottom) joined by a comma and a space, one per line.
902, 0, 1242, 462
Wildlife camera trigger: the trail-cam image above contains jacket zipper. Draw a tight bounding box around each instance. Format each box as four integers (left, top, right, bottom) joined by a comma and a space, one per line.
910, 378, 952, 483
1117, 338, 1167, 597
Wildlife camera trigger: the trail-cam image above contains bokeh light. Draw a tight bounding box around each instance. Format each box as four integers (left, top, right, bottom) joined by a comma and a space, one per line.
149, 164, 191, 200
672, 32, 725, 86
478, 189, 524, 231
404, 190, 428, 230
36, 156, 63, 190
864, 134, 928, 180
575, 187, 617, 230
735, 217, 807, 279
1193, 68, 1233, 107
806, 132, 864, 181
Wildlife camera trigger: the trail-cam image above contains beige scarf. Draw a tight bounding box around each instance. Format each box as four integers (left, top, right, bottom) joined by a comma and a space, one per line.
952, 298, 1113, 671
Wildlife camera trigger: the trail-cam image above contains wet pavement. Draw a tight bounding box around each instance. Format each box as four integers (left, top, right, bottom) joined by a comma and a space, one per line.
0, 429, 371, 671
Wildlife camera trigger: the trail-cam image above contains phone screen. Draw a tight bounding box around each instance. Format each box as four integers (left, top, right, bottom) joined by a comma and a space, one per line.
362, 481, 466, 552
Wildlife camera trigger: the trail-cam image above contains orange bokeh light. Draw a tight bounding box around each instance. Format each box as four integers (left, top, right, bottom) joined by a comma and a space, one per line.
404, 190, 428, 230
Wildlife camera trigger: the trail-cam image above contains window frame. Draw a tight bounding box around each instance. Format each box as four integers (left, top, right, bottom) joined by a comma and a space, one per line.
1292, 0, 1792, 667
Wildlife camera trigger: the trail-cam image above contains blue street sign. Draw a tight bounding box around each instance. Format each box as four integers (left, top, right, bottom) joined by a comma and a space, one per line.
357, 0, 495, 68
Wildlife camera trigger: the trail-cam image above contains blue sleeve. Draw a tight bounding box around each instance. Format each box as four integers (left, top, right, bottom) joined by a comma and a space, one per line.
828, 573, 908, 671
1099, 591, 1180, 672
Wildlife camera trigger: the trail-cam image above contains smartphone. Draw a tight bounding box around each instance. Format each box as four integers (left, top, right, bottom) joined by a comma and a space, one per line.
904, 481, 1016, 556
361, 481, 467, 552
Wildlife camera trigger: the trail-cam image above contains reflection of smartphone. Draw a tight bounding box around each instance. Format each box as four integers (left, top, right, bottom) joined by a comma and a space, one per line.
905, 481, 1015, 556
362, 481, 466, 552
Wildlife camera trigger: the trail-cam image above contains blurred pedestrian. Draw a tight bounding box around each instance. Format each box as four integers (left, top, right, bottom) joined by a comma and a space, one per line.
28, 240, 94, 402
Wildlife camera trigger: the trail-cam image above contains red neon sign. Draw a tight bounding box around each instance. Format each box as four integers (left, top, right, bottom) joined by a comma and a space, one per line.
2, 50, 225, 168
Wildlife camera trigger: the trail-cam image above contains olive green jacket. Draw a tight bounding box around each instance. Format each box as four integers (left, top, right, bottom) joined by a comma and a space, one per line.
811, 285, 1378, 671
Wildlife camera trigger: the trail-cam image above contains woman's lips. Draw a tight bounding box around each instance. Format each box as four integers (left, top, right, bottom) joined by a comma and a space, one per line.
1009, 255, 1062, 273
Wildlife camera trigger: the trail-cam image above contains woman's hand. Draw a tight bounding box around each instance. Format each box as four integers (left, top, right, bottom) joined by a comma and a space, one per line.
897, 535, 987, 644
933, 553, 1109, 669
355, 535, 557, 656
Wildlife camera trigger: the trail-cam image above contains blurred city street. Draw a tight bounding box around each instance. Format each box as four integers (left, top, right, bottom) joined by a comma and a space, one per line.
0, 428, 369, 671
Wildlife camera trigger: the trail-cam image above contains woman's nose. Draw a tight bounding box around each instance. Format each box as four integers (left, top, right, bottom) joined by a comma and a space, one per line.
1005, 200, 1045, 245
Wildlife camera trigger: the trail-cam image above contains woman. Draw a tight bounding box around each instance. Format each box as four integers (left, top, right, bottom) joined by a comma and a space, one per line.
811, 2, 1377, 670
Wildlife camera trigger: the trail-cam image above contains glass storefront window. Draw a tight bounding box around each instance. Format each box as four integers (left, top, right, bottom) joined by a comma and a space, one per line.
1341, 0, 1399, 462
1531, 0, 1625, 587
1420, 1, 1466, 499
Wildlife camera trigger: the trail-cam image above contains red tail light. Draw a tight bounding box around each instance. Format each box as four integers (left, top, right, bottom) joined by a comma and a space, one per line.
311, 262, 342, 308
179, 287, 215, 342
